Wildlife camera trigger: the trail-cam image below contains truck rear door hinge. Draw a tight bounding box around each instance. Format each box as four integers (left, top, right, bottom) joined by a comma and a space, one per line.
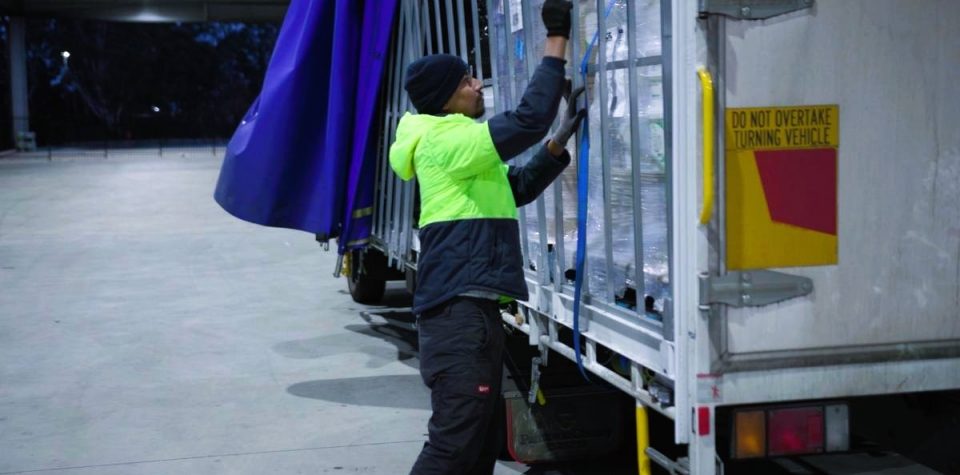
699, 270, 813, 308
699, 0, 814, 20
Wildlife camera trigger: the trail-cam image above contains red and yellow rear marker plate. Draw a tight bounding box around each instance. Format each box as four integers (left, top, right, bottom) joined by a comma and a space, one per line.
725, 105, 839, 269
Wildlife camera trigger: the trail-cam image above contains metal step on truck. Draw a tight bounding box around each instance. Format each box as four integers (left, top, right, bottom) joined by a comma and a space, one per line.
340, 1, 960, 473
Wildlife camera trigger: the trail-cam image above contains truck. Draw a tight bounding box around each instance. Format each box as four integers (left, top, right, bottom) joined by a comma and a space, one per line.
339, 0, 960, 473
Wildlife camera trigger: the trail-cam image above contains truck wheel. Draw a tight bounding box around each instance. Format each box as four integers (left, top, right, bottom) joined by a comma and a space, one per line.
348, 249, 386, 304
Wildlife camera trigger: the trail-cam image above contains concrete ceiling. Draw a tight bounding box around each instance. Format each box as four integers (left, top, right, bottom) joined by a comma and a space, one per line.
0, 0, 289, 22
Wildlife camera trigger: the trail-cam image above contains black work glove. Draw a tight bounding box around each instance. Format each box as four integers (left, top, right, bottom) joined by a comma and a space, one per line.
552, 82, 587, 147
541, 0, 573, 38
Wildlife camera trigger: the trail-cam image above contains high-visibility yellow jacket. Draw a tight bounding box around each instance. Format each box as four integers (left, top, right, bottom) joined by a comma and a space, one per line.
389, 58, 570, 313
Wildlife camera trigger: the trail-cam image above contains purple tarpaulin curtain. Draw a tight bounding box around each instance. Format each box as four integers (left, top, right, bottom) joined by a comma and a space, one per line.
214, 0, 398, 254
339, 0, 399, 254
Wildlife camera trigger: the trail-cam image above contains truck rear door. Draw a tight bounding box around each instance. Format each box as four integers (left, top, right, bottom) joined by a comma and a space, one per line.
711, 0, 960, 378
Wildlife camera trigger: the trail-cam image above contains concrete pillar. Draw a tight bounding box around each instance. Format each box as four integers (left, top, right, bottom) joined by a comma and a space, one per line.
8, 17, 29, 145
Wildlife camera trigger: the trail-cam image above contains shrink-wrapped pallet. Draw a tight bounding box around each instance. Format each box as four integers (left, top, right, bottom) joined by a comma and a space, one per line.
492, 0, 670, 313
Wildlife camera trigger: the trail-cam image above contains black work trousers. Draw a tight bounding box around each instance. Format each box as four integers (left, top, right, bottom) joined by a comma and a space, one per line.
410, 296, 506, 475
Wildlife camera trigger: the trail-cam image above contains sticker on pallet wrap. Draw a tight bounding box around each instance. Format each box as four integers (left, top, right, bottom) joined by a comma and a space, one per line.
509, 0, 523, 32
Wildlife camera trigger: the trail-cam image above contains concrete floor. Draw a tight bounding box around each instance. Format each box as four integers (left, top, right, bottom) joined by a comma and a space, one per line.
3, 152, 948, 475
0, 153, 548, 475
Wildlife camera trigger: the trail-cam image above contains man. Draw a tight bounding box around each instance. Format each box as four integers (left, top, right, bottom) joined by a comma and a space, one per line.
389, 1, 584, 473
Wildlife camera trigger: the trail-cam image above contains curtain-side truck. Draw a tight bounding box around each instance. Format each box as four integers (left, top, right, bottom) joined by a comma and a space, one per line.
342, 1, 960, 473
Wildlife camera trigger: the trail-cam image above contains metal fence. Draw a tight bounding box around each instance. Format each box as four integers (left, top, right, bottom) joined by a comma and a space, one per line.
5, 114, 227, 159
3, 138, 227, 161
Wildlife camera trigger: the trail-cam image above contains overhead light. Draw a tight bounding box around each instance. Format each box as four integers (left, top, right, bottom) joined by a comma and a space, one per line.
130, 10, 173, 22
61, 51, 71, 59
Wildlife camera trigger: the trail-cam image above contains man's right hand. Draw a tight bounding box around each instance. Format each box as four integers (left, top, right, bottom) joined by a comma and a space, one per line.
542, 0, 573, 39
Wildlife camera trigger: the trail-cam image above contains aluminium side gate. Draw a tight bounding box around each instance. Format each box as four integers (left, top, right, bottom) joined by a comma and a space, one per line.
485, 0, 677, 413
371, 0, 491, 270
371, 0, 681, 466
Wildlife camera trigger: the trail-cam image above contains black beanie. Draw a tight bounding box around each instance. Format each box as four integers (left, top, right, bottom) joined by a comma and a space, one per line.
404, 54, 468, 115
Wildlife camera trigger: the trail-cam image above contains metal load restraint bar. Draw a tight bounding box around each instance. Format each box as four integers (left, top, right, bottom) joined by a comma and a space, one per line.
487, 0, 676, 406
494, 0, 671, 329
582, 0, 671, 324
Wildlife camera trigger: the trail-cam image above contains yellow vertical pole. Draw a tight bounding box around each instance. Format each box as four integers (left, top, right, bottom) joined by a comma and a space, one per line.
697, 67, 715, 225
636, 403, 651, 475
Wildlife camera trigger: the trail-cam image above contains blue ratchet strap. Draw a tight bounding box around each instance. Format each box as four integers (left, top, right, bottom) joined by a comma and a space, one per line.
572, 0, 617, 380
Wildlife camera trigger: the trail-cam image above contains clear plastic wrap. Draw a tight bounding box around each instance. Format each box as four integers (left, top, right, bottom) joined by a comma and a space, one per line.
579, 0, 669, 312
493, 0, 670, 314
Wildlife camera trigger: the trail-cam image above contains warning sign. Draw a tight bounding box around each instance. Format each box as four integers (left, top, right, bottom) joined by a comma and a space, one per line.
727, 105, 838, 149
726, 105, 839, 270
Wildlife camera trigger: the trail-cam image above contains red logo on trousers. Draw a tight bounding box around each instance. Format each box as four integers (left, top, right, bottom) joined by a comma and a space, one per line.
477, 384, 490, 394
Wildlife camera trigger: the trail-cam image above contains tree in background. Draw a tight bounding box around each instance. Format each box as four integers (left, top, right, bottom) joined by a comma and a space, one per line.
24, 18, 278, 146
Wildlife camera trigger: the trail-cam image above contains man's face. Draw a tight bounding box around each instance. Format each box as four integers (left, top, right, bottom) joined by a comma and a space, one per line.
442, 71, 485, 119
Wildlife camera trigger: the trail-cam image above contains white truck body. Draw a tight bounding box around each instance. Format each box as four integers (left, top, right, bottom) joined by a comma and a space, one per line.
674, 2, 960, 471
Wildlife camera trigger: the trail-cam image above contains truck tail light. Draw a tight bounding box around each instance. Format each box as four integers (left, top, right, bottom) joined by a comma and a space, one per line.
732, 403, 849, 459
734, 410, 765, 458
767, 407, 824, 456
824, 404, 850, 452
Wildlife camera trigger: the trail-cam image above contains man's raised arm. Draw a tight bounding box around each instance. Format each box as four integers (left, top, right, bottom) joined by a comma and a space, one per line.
487, 0, 573, 160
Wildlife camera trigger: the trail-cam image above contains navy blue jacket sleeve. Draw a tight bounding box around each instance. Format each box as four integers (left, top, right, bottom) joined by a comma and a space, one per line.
508, 145, 571, 207
488, 57, 566, 160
